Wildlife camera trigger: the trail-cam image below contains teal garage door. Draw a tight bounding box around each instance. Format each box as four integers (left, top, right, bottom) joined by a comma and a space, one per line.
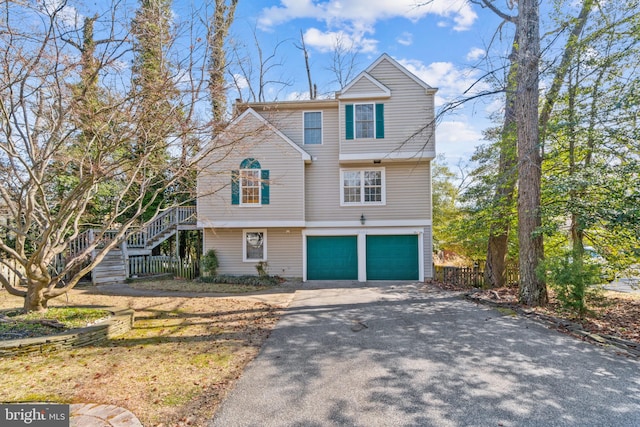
366, 235, 419, 280
307, 236, 358, 280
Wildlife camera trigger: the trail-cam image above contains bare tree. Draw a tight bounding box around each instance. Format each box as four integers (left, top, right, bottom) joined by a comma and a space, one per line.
0, 1, 230, 312
227, 26, 292, 103
296, 29, 316, 99
326, 33, 359, 91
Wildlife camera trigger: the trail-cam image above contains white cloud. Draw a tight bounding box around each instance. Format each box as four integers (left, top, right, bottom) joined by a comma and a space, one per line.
399, 59, 489, 107
436, 120, 483, 161
43, 0, 82, 27
466, 47, 486, 62
258, 0, 477, 32
303, 28, 377, 54
396, 32, 413, 46
232, 74, 249, 90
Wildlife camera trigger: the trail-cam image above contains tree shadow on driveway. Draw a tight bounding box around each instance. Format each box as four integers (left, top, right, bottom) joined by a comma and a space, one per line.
210, 283, 640, 427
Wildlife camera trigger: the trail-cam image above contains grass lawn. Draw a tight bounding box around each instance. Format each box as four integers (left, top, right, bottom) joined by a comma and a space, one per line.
0, 280, 287, 426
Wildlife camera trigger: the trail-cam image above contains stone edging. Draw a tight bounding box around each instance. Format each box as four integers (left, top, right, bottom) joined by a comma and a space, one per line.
0, 307, 134, 357
465, 293, 640, 358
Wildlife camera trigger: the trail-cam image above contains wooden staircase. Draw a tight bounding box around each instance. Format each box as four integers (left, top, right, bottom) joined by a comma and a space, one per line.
68, 207, 198, 285
92, 248, 127, 285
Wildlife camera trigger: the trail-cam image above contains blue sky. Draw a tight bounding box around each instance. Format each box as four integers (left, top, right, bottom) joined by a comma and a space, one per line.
227, 0, 513, 167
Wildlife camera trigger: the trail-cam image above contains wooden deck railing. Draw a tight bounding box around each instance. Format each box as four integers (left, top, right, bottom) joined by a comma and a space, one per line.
64, 206, 197, 258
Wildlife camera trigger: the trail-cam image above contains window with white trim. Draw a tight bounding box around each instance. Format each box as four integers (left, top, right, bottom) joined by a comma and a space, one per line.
240, 169, 260, 205
243, 230, 266, 261
304, 111, 322, 144
355, 104, 374, 139
232, 158, 269, 206
340, 168, 385, 205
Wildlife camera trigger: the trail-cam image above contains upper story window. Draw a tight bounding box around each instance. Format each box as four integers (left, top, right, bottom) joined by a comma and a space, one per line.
345, 103, 384, 140
231, 158, 270, 206
340, 168, 385, 206
355, 104, 374, 138
304, 111, 322, 144
241, 169, 261, 204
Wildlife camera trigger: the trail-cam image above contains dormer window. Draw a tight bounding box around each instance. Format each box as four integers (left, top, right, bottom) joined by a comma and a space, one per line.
345, 103, 384, 140
355, 104, 374, 138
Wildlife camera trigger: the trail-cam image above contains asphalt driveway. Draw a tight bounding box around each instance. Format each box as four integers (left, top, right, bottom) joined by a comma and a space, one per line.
210, 282, 640, 427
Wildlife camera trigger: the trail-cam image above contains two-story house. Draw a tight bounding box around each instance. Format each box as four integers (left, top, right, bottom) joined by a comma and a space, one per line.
197, 53, 437, 281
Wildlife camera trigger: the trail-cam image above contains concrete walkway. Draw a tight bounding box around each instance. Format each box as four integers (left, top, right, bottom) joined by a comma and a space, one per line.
210, 281, 640, 427
70, 403, 142, 427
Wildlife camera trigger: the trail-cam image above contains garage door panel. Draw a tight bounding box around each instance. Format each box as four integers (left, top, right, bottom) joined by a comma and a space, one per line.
366, 235, 418, 280
307, 236, 358, 280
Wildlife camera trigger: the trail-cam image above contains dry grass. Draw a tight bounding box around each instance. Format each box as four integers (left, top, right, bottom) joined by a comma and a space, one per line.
128, 278, 271, 293
0, 282, 285, 426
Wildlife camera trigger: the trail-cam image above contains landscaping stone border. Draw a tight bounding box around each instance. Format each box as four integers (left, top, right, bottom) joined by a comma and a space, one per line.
0, 307, 134, 357
465, 292, 640, 358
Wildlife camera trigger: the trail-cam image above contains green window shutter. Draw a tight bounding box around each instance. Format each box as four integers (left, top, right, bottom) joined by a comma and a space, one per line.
231, 170, 239, 205
261, 169, 270, 205
345, 104, 354, 140
375, 103, 384, 139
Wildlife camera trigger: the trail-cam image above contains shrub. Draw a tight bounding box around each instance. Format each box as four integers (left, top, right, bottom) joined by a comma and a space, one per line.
199, 274, 280, 286
539, 251, 602, 317
255, 261, 268, 278
201, 250, 219, 277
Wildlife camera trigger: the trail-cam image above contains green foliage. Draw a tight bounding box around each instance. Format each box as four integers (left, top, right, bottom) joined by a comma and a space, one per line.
538, 251, 602, 317
201, 249, 219, 277
255, 261, 268, 278
199, 274, 280, 287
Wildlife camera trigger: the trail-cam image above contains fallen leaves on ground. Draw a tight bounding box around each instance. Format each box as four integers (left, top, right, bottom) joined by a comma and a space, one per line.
432, 281, 640, 346
0, 286, 284, 426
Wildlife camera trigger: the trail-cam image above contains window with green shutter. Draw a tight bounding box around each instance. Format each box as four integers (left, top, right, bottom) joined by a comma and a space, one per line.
232, 158, 269, 206
345, 103, 384, 139
345, 104, 354, 140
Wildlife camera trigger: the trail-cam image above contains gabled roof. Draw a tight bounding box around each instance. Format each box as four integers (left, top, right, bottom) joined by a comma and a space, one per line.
224, 108, 312, 162
337, 53, 436, 99
338, 72, 391, 99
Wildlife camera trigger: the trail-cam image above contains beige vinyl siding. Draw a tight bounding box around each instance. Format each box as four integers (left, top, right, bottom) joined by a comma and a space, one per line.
306, 160, 431, 222
345, 76, 386, 95
340, 57, 436, 157
197, 113, 305, 226
204, 228, 303, 277
245, 101, 338, 147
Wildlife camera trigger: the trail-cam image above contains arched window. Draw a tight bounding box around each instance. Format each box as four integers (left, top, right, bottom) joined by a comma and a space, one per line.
231, 158, 270, 205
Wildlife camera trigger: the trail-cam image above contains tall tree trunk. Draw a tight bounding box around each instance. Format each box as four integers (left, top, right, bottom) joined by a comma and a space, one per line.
484, 30, 518, 288
23, 275, 49, 313
516, 0, 547, 305
209, 0, 238, 126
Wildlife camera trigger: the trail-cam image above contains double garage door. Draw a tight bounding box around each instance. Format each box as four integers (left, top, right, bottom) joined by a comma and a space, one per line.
306, 235, 419, 280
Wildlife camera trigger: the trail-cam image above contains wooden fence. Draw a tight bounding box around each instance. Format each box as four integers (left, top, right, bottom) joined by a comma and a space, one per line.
1, 259, 23, 288
433, 264, 519, 288
128, 255, 199, 280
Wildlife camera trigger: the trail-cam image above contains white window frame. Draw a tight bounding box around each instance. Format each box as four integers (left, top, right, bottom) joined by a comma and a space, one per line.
243, 229, 267, 262
303, 111, 323, 145
340, 167, 386, 206
240, 169, 261, 206
354, 103, 375, 139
